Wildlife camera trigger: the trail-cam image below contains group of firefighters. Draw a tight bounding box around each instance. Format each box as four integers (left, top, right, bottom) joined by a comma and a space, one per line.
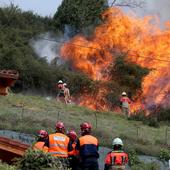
56, 80, 131, 117
33, 121, 128, 170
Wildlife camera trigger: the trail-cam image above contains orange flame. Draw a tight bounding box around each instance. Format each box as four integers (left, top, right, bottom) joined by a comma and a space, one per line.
60, 7, 170, 112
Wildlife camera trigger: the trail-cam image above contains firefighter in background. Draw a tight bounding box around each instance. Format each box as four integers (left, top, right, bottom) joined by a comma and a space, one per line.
56, 80, 65, 102
47, 121, 72, 158
104, 138, 128, 170
120, 92, 131, 117
67, 130, 80, 170
76, 122, 99, 170
63, 83, 71, 104
33, 130, 49, 152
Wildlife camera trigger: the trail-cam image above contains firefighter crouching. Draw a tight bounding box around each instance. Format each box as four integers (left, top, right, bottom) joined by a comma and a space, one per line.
67, 130, 80, 170
33, 130, 49, 152
76, 122, 99, 170
104, 138, 128, 170
47, 121, 72, 158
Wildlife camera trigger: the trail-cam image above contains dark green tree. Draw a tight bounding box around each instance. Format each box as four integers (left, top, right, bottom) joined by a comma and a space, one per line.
53, 0, 108, 32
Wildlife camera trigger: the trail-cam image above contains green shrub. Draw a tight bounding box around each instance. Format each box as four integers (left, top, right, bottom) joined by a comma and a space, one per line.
159, 148, 170, 162
128, 150, 141, 166
157, 108, 170, 122
128, 111, 146, 121
17, 149, 70, 170
131, 162, 160, 170
0, 161, 17, 170
143, 117, 159, 128
129, 111, 159, 128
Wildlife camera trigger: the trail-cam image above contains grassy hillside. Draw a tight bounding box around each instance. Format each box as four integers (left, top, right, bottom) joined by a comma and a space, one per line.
0, 93, 169, 156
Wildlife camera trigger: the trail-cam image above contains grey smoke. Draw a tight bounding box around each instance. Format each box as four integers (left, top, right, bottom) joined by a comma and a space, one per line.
132, 0, 170, 25
143, 0, 170, 23
30, 26, 75, 63
109, 0, 170, 25
30, 32, 60, 63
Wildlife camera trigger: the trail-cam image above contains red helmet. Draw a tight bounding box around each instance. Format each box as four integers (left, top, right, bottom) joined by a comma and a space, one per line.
55, 121, 65, 129
80, 122, 92, 132
67, 130, 77, 141
37, 130, 48, 138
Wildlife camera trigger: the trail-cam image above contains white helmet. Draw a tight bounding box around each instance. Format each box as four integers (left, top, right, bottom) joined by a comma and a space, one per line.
58, 80, 63, 84
63, 83, 67, 86
122, 92, 127, 96
112, 138, 123, 146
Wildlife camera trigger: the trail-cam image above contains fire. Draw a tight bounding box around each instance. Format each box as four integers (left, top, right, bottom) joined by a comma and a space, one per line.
60, 7, 170, 112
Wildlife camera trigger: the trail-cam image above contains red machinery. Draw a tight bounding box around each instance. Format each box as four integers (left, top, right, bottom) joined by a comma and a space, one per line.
0, 70, 19, 96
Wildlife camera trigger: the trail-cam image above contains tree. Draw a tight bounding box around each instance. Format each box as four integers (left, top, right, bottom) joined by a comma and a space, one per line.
110, 0, 145, 8
53, 0, 108, 33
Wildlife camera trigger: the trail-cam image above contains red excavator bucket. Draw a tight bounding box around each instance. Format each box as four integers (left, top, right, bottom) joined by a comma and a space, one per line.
0, 136, 30, 164
0, 70, 19, 96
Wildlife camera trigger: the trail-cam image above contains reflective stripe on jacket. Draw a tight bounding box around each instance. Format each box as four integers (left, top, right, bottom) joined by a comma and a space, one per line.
48, 133, 69, 157
33, 141, 48, 152
78, 135, 99, 159
105, 151, 128, 166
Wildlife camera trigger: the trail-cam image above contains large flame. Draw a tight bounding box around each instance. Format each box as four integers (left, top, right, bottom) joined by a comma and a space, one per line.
60, 7, 170, 112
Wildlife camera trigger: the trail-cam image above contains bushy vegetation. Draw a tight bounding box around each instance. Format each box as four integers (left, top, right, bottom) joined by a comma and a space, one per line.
0, 161, 17, 170
129, 111, 160, 128
157, 108, 170, 122
131, 162, 160, 170
128, 150, 160, 170
106, 56, 149, 108
128, 150, 140, 166
159, 148, 170, 162
17, 149, 70, 170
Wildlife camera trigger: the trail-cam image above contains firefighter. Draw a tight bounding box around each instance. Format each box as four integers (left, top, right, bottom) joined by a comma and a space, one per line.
63, 83, 71, 104
33, 130, 49, 152
67, 130, 80, 170
76, 122, 99, 170
48, 121, 72, 158
120, 92, 131, 117
56, 80, 65, 102
104, 138, 128, 170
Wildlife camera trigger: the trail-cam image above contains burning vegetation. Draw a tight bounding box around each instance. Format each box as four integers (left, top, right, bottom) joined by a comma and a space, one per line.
61, 7, 170, 113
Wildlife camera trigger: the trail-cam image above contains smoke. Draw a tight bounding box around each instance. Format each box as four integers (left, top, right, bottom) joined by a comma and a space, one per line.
30, 26, 76, 64
133, 0, 170, 26
144, 0, 170, 23
30, 32, 60, 63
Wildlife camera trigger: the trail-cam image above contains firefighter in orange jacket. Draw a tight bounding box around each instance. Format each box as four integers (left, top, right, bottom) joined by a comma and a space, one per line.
67, 130, 80, 170
76, 122, 99, 170
104, 138, 128, 170
120, 92, 131, 117
47, 121, 72, 157
33, 130, 49, 152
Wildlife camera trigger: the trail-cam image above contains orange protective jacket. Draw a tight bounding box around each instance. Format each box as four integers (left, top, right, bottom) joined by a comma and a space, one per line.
77, 135, 99, 159
48, 133, 70, 157
105, 151, 128, 166
33, 141, 48, 152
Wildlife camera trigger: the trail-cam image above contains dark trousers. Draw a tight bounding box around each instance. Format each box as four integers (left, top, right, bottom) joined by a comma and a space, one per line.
80, 158, 99, 170
69, 156, 80, 170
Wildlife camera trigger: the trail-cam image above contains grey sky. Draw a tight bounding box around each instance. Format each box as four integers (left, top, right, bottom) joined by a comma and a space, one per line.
0, 0, 63, 17
0, 0, 170, 23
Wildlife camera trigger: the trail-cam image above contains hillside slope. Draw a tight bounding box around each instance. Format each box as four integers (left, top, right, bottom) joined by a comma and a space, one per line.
0, 93, 169, 157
